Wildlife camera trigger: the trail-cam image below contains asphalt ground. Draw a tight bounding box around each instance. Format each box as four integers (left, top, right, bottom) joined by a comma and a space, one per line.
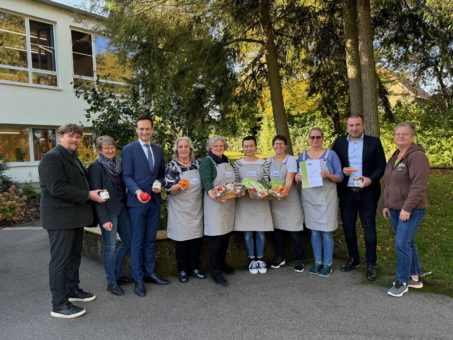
1, 226, 453, 340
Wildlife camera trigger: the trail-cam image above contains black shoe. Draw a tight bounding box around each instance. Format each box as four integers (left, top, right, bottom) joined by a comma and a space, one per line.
189, 269, 206, 279
212, 272, 229, 286
221, 264, 235, 275
107, 283, 124, 296
367, 264, 377, 281
271, 256, 286, 269
116, 276, 133, 285
144, 273, 170, 285
68, 288, 96, 302
134, 282, 146, 297
341, 258, 360, 272
178, 271, 188, 283
51, 302, 86, 319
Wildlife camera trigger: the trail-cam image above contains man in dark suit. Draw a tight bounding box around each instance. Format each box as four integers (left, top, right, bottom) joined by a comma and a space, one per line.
122, 116, 169, 297
39, 124, 106, 318
332, 114, 386, 280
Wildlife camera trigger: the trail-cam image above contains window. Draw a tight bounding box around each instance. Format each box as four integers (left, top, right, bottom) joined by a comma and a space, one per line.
32, 128, 56, 161
0, 127, 30, 162
0, 11, 57, 87
71, 30, 131, 83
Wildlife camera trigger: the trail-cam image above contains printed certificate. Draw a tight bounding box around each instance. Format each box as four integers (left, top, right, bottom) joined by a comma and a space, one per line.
300, 159, 323, 188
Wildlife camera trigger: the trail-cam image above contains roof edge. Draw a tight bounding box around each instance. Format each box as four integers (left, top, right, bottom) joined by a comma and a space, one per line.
33, 0, 106, 21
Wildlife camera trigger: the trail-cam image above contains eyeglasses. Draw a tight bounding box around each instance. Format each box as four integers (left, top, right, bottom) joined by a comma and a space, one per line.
309, 136, 322, 140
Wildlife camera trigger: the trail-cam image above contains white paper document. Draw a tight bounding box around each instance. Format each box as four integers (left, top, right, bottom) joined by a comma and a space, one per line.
300, 159, 323, 188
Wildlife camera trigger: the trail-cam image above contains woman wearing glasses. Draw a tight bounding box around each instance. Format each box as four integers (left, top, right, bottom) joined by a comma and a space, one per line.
295, 128, 343, 277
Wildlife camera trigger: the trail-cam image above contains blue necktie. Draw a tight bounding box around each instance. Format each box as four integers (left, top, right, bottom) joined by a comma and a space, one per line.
144, 144, 154, 171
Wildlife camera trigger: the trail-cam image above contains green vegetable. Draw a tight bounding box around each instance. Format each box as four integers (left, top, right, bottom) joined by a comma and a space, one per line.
269, 179, 284, 189
241, 178, 268, 190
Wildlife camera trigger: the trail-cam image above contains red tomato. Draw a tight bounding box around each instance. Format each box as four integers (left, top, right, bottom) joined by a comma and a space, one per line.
139, 192, 151, 202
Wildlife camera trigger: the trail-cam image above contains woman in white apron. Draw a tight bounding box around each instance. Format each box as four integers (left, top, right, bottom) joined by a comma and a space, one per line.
233, 136, 273, 275
199, 136, 236, 286
295, 128, 343, 278
268, 135, 305, 272
165, 137, 205, 283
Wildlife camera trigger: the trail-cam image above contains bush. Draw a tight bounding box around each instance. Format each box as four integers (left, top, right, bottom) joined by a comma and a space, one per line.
0, 192, 27, 223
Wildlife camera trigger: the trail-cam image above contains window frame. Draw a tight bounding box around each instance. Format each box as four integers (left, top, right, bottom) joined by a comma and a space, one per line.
70, 27, 128, 87
0, 9, 60, 89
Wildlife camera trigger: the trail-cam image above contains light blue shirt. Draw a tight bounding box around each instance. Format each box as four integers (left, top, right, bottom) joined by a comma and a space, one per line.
138, 139, 155, 165
347, 134, 364, 187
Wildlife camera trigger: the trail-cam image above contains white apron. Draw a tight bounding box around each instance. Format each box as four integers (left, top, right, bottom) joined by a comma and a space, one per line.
234, 160, 273, 232
203, 157, 236, 236
300, 150, 338, 232
167, 167, 204, 241
268, 156, 304, 231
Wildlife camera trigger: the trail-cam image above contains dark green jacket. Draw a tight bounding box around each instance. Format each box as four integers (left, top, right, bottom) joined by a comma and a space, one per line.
39, 145, 93, 229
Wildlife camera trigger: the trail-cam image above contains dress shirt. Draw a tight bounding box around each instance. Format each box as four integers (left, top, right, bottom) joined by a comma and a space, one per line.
347, 134, 364, 187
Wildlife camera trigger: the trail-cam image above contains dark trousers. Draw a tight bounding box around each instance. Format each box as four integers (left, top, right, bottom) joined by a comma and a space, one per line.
271, 229, 304, 261
207, 233, 230, 274
47, 228, 83, 308
128, 201, 160, 282
175, 237, 202, 272
339, 189, 378, 266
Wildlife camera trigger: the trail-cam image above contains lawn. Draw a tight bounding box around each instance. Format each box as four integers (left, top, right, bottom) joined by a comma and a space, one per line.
333, 169, 453, 296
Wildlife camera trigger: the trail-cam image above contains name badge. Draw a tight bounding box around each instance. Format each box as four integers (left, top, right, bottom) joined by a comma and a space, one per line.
225, 171, 233, 179
271, 170, 280, 178
246, 170, 257, 178
190, 177, 200, 185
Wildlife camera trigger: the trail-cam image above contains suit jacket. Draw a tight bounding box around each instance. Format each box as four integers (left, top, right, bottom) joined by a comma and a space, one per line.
38, 145, 93, 229
87, 160, 126, 225
122, 140, 165, 208
332, 134, 386, 198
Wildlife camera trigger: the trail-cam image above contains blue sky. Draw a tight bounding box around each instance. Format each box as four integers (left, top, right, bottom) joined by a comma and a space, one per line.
53, 0, 86, 7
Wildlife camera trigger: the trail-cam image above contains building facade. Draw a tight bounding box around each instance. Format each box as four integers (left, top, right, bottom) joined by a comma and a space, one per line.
0, 0, 125, 182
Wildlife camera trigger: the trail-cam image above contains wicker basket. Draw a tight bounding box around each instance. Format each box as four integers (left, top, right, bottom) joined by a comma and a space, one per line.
248, 190, 272, 200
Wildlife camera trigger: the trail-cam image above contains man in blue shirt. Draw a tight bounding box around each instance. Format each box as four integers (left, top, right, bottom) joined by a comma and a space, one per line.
332, 114, 386, 280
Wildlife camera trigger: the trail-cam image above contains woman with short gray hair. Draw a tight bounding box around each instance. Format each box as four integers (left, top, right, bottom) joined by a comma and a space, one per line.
88, 136, 132, 296
199, 135, 236, 286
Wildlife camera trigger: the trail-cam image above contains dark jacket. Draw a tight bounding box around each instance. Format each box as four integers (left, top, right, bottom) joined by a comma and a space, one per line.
332, 134, 386, 198
87, 159, 126, 225
383, 143, 429, 212
122, 141, 165, 207
38, 145, 93, 229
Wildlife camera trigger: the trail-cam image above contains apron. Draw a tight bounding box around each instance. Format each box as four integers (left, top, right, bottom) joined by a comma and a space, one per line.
268, 156, 304, 231
234, 160, 273, 232
203, 157, 236, 236
300, 150, 338, 232
167, 166, 203, 241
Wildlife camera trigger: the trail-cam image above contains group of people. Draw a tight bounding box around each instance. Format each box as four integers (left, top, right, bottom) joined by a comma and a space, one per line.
38, 114, 429, 319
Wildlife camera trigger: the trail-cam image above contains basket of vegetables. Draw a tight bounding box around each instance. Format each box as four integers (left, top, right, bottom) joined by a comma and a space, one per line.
268, 179, 286, 200
241, 178, 270, 200
213, 182, 245, 200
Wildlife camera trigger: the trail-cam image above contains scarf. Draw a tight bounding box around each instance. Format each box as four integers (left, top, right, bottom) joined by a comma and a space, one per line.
208, 151, 229, 165
97, 154, 122, 176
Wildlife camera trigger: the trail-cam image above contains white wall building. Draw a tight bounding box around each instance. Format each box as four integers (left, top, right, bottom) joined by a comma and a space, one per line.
1, 0, 124, 182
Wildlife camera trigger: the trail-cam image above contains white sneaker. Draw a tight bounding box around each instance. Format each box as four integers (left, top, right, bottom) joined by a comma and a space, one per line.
248, 260, 258, 274
256, 260, 267, 274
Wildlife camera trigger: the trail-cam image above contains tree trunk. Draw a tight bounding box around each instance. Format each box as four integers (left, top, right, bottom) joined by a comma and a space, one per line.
343, 0, 363, 116
357, 0, 380, 136
259, 0, 293, 154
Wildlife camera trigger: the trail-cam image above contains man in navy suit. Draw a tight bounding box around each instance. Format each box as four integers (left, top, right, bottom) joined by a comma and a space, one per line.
122, 116, 169, 297
332, 114, 386, 281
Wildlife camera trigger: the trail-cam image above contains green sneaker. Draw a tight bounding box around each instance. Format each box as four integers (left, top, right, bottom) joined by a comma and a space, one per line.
318, 265, 332, 278
308, 263, 322, 275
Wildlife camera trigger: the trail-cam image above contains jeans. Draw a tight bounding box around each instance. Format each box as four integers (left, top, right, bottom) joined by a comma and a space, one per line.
389, 209, 425, 283
271, 229, 304, 261
339, 189, 378, 265
244, 231, 265, 258
311, 230, 334, 266
101, 206, 132, 285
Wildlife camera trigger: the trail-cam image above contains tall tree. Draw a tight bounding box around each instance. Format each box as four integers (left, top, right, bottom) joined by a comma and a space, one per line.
343, 0, 363, 116
357, 0, 379, 136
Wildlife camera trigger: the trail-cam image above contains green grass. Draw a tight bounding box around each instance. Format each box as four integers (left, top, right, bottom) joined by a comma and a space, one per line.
333, 169, 453, 297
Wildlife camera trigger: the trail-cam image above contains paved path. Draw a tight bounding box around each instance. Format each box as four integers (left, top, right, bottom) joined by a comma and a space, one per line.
1, 227, 453, 340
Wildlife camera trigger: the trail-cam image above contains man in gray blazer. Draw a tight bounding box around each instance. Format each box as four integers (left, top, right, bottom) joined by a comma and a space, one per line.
39, 124, 106, 319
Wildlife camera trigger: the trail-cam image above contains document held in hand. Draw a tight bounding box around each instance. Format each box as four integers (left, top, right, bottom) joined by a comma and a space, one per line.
300, 159, 323, 189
